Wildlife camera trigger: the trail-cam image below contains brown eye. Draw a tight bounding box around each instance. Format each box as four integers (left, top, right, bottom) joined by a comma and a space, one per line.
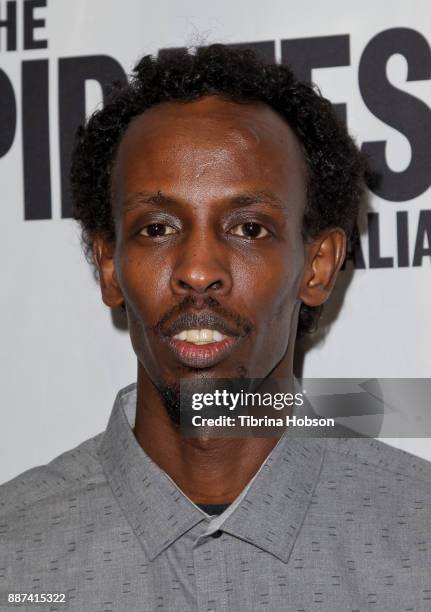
230, 222, 270, 239
140, 223, 177, 237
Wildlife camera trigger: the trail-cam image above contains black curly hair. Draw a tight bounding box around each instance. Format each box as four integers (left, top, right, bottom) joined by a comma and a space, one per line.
71, 43, 365, 334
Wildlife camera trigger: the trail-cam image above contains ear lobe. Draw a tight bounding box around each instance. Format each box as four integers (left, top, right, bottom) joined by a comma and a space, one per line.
299, 228, 346, 308
92, 235, 124, 308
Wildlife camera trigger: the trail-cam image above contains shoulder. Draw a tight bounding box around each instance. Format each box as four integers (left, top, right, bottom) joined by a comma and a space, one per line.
319, 436, 431, 514
0, 432, 124, 593
0, 433, 105, 522
324, 436, 431, 484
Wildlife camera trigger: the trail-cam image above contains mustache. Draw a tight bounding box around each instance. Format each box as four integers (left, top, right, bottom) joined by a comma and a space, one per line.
154, 295, 254, 338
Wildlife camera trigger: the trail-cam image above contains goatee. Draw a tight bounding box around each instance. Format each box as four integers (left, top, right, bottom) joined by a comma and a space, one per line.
159, 382, 181, 425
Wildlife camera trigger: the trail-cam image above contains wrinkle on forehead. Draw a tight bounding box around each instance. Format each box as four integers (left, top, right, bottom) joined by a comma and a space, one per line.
247, 125, 261, 145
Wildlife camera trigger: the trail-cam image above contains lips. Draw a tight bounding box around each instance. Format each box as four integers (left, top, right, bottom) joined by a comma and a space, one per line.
160, 311, 244, 369
163, 311, 241, 339
168, 335, 239, 368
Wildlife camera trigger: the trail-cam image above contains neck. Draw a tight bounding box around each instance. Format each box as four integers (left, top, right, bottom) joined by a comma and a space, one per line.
134, 381, 295, 505
134, 391, 281, 504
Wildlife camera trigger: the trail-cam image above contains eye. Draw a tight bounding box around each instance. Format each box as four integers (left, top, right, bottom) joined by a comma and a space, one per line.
230, 222, 270, 239
140, 223, 177, 237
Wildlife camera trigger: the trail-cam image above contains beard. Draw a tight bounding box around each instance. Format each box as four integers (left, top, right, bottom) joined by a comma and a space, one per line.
157, 367, 251, 428
158, 381, 182, 425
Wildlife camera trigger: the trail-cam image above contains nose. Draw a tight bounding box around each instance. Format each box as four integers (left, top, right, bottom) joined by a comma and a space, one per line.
170, 231, 233, 297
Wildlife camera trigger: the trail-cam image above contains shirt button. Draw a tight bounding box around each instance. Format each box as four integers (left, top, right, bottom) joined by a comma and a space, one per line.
211, 530, 223, 539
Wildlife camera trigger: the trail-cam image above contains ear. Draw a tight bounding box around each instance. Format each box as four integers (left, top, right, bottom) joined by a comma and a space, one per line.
92, 235, 124, 308
299, 228, 346, 307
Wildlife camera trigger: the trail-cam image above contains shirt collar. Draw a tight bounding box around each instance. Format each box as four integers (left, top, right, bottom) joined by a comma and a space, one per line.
99, 384, 206, 561
99, 383, 325, 563
221, 431, 325, 562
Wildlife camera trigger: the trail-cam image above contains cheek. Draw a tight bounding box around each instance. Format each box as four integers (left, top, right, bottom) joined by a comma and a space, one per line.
115, 247, 171, 321
232, 240, 304, 322
115, 249, 172, 375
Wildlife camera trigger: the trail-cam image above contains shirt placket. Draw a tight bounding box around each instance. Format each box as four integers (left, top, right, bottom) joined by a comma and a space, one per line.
193, 527, 230, 612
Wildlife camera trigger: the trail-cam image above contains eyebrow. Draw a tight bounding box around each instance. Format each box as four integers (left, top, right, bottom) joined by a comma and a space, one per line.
122, 190, 286, 212
228, 191, 285, 210
122, 191, 176, 211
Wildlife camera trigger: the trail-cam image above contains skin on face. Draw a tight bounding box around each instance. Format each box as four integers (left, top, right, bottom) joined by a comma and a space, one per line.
94, 96, 346, 502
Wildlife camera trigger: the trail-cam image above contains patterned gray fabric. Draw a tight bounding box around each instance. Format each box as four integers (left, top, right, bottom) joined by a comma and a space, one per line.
1, 383, 431, 611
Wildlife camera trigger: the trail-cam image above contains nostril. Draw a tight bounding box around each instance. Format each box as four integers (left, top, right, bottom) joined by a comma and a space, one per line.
175, 278, 224, 293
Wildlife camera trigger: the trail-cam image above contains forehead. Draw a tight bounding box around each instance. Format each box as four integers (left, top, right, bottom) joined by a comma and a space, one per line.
111, 96, 307, 209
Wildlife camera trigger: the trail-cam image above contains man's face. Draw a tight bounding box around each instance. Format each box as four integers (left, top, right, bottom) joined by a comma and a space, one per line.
104, 97, 317, 399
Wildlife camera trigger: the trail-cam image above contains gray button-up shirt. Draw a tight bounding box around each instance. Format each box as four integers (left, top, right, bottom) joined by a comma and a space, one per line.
1, 383, 431, 611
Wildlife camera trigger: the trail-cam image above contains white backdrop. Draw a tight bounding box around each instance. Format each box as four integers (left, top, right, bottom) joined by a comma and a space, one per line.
1, 0, 430, 484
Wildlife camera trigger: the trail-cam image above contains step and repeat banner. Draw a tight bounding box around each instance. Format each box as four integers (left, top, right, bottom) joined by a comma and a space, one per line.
1, 0, 430, 483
